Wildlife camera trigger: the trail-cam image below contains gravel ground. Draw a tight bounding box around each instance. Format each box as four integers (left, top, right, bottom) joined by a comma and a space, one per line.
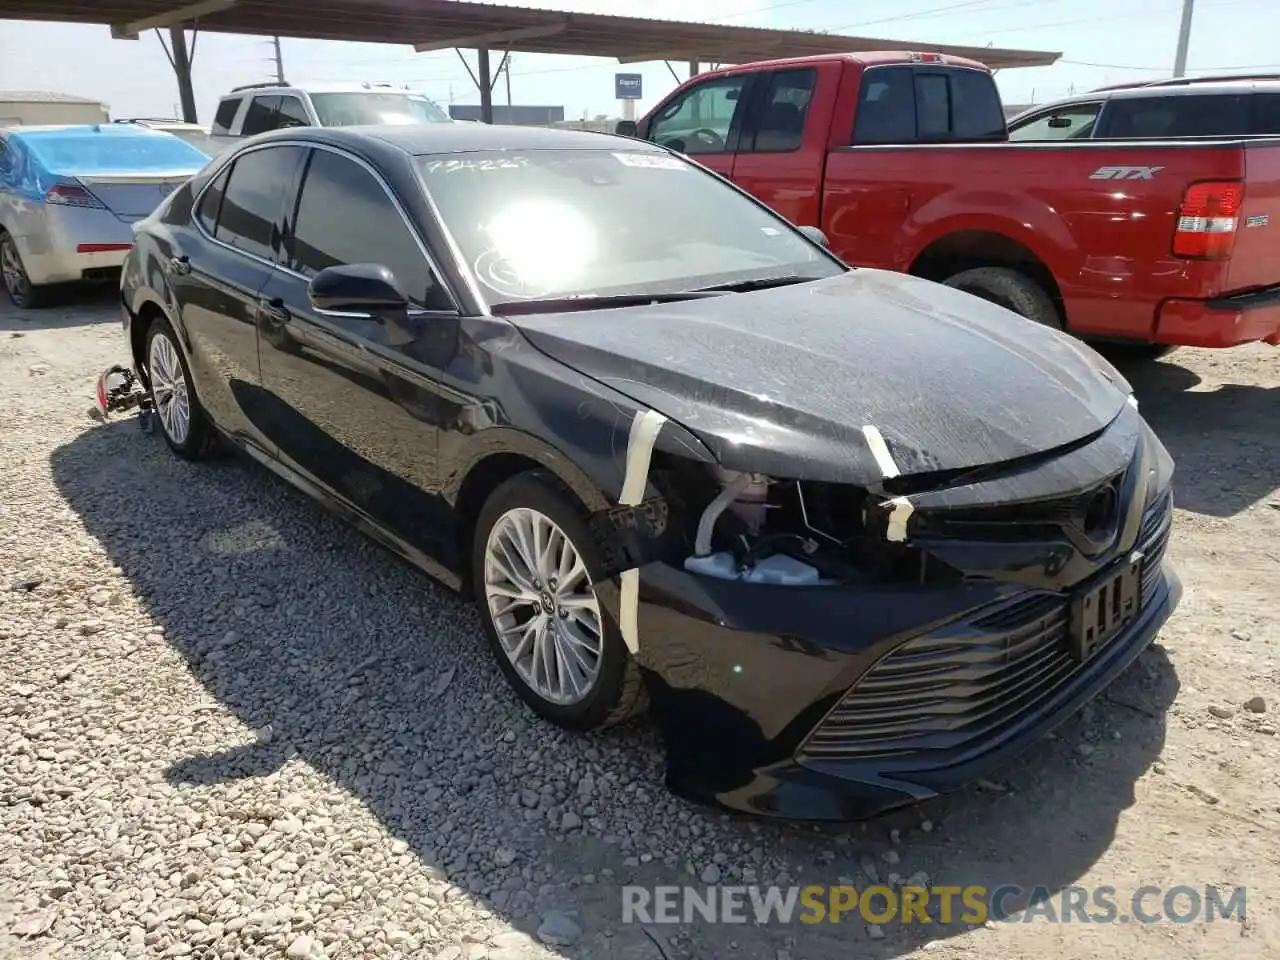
1, 290, 1277, 960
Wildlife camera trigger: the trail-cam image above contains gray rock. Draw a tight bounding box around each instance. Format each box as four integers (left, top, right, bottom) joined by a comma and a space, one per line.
1244, 696, 1267, 714
700, 864, 722, 884
1208, 704, 1236, 719
536, 910, 581, 947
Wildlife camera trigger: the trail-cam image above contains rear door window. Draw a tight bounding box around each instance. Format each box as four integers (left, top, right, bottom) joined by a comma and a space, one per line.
1250, 93, 1280, 135
213, 145, 305, 261
746, 68, 817, 152
852, 67, 916, 144
240, 96, 282, 137
852, 66, 1004, 144
1097, 94, 1250, 138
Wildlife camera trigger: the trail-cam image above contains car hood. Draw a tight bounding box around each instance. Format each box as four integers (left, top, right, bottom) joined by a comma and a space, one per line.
510, 269, 1131, 486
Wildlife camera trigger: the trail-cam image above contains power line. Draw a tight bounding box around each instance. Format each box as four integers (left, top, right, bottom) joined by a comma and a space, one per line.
941, 0, 1264, 39
1061, 58, 1277, 72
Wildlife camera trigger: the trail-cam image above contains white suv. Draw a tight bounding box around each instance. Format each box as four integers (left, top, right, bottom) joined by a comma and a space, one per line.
209, 81, 452, 148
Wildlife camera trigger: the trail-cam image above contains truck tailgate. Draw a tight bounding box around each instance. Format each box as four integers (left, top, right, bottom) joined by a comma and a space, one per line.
1226, 140, 1280, 293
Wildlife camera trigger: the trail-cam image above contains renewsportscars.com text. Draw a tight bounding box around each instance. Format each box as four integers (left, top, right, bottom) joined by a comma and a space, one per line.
622, 884, 1246, 926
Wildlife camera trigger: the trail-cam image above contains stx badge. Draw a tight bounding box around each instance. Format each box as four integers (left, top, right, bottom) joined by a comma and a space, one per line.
1089, 165, 1165, 181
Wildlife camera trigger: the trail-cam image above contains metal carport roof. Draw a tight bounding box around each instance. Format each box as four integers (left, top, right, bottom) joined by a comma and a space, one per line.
4, 0, 1060, 121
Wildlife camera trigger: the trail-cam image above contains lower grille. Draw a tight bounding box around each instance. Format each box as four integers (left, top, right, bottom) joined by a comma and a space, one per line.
798, 489, 1174, 764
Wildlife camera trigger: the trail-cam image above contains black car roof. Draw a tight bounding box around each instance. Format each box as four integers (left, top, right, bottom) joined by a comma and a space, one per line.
250, 123, 662, 156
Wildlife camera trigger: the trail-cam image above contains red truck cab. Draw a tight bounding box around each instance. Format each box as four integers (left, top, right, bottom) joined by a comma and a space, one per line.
623, 52, 1280, 354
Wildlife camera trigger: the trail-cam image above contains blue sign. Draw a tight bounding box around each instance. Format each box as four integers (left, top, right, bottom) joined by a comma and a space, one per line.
615, 73, 643, 100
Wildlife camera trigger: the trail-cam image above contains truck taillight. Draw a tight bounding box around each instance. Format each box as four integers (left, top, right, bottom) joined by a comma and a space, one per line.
1172, 180, 1243, 259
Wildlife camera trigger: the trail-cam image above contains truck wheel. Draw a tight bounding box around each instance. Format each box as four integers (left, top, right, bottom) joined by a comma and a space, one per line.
943, 267, 1061, 329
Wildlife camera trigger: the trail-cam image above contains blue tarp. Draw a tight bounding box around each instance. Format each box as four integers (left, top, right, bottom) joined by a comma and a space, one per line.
18, 125, 208, 176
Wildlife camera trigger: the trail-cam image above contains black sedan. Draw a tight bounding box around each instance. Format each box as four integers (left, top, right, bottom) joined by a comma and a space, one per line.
113, 124, 1180, 820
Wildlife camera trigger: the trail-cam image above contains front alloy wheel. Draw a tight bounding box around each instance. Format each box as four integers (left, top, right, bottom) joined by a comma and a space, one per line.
472, 471, 647, 731
484, 506, 603, 706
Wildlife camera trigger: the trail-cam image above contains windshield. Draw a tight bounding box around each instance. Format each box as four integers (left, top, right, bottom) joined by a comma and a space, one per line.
23, 131, 209, 173
416, 149, 842, 304
310, 92, 451, 127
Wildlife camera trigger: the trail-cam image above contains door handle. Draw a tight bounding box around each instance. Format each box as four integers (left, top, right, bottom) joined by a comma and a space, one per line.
169, 255, 190, 275
258, 297, 290, 324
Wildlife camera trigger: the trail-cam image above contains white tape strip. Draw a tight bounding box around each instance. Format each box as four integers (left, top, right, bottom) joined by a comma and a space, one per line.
617, 409, 667, 655
861, 425, 901, 479
884, 497, 915, 543
620, 410, 668, 506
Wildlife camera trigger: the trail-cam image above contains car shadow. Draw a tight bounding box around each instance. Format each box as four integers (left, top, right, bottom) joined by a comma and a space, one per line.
50, 420, 1177, 959
0, 282, 121, 332
1120, 357, 1279, 518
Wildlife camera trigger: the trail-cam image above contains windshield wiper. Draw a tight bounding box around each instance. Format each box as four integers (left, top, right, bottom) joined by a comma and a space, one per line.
492, 291, 727, 315
694, 275, 817, 293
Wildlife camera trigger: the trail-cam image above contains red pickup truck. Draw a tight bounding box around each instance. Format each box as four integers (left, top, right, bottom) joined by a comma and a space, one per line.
619, 52, 1280, 356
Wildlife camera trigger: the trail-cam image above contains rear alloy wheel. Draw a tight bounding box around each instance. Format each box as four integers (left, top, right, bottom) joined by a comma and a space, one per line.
943, 266, 1061, 329
145, 317, 216, 460
0, 230, 48, 309
473, 471, 647, 731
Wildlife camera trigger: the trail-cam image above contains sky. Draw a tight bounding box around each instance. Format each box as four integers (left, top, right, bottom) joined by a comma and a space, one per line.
1, 0, 1277, 123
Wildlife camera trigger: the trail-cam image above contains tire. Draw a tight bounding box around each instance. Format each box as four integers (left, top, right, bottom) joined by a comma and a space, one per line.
144, 315, 218, 460
472, 470, 647, 732
942, 266, 1061, 329
0, 230, 50, 309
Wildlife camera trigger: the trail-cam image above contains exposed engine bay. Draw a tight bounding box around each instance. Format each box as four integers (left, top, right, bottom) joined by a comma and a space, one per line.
635, 460, 963, 588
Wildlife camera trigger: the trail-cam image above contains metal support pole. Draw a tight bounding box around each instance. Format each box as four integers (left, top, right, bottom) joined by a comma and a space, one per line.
688, 59, 700, 78
1173, 0, 1195, 77
478, 46, 493, 124
169, 25, 198, 123
272, 35, 285, 83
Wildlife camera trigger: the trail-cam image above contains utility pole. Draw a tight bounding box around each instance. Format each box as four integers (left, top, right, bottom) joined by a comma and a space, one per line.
169, 26, 198, 123
272, 35, 285, 83
505, 53, 513, 112
1173, 0, 1195, 77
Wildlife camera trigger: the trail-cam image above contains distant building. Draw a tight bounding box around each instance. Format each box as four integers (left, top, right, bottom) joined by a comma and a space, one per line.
0, 91, 109, 127
448, 104, 566, 126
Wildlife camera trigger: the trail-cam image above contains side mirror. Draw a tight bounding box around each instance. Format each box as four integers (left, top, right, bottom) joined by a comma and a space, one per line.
798, 225, 830, 248
307, 263, 408, 319
615, 120, 638, 138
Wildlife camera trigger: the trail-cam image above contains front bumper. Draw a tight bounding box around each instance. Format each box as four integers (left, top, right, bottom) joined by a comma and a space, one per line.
632, 490, 1179, 821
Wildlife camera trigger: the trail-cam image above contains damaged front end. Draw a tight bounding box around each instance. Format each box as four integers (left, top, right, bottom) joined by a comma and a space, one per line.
612, 402, 1180, 821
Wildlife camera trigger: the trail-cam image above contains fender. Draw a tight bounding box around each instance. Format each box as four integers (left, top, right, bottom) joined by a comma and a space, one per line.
900, 189, 1081, 283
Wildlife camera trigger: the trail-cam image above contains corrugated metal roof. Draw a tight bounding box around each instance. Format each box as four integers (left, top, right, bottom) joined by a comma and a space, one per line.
4, 0, 1059, 70
0, 90, 107, 105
